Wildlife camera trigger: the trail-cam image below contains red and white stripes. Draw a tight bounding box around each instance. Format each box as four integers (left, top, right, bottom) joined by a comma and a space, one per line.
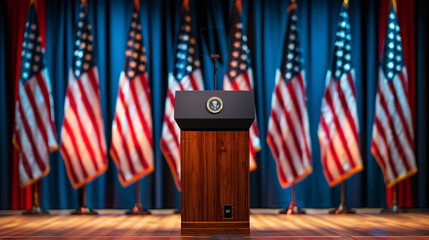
160, 69, 203, 191
371, 67, 417, 187
318, 70, 362, 187
14, 69, 58, 186
60, 68, 107, 189
267, 70, 312, 187
110, 72, 154, 187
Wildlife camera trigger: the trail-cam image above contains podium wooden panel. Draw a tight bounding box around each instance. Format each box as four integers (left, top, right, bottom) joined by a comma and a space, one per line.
181, 130, 250, 234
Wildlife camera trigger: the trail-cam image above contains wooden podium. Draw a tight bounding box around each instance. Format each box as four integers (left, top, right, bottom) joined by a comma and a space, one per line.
175, 91, 254, 235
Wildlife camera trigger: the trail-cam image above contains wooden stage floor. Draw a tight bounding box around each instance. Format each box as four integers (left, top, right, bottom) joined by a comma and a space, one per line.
1, 209, 429, 239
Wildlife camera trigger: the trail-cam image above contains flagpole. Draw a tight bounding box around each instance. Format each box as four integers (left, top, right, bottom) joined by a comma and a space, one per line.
22, 180, 49, 215
382, 184, 400, 214
330, 180, 355, 214
71, 184, 97, 215
125, 179, 151, 215
279, 183, 305, 215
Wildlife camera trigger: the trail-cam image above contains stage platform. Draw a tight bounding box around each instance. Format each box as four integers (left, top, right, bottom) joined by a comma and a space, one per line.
1, 209, 429, 239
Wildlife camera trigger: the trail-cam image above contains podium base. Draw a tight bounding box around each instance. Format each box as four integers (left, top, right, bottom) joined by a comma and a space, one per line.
22, 205, 49, 215
125, 204, 151, 215
279, 202, 305, 215
329, 203, 355, 215
71, 206, 98, 215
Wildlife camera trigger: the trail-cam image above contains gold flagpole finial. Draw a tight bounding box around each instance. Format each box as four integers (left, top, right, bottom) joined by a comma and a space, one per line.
392, 0, 398, 13
344, 0, 349, 8
182, 0, 189, 11
134, 0, 140, 11
235, 0, 242, 15
29, 0, 37, 8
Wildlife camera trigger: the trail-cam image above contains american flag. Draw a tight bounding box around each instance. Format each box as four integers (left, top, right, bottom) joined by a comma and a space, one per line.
60, 2, 107, 189
160, 1, 204, 191
110, 7, 154, 187
13, 2, 57, 187
266, 3, 312, 188
223, 0, 260, 171
371, 3, 417, 187
317, 2, 363, 187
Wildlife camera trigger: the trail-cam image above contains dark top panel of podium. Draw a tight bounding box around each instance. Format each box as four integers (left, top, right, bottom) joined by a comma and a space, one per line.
174, 90, 255, 131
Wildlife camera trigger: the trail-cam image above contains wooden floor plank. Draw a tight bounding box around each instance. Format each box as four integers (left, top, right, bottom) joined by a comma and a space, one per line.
0, 209, 428, 239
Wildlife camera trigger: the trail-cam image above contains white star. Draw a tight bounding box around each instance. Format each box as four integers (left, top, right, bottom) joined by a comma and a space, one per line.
133, 52, 138, 59
234, 32, 242, 39
78, 21, 83, 28
186, 65, 192, 72
344, 64, 350, 71
388, 62, 394, 68
76, 60, 81, 67
139, 64, 145, 72
31, 24, 36, 30
286, 72, 291, 79
241, 54, 247, 61
389, 23, 395, 29
194, 60, 200, 67
34, 55, 40, 62
32, 65, 38, 72
231, 61, 238, 67
345, 54, 351, 60
75, 70, 80, 76
128, 70, 135, 78
232, 51, 239, 58
87, 44, 93, 51
230, 70, 236, 77
396, 56, 401, 61
396, 66, 401, 71
130, 61, 136, 68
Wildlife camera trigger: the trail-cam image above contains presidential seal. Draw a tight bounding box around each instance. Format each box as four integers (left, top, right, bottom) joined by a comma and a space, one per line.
207, 96, 223, 114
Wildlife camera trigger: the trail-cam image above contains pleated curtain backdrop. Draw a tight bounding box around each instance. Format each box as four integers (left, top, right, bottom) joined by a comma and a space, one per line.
1, 0, 428, 210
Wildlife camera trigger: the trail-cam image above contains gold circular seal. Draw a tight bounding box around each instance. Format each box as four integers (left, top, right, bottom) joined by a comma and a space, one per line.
206, 96, 223, 114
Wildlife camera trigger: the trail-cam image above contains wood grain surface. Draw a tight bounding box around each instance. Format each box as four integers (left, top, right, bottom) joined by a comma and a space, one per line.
181, 130, 249, 233
1, 209, 429, 239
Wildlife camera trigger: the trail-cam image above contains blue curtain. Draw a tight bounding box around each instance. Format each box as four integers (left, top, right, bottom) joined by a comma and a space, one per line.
1, 0, 428, 210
